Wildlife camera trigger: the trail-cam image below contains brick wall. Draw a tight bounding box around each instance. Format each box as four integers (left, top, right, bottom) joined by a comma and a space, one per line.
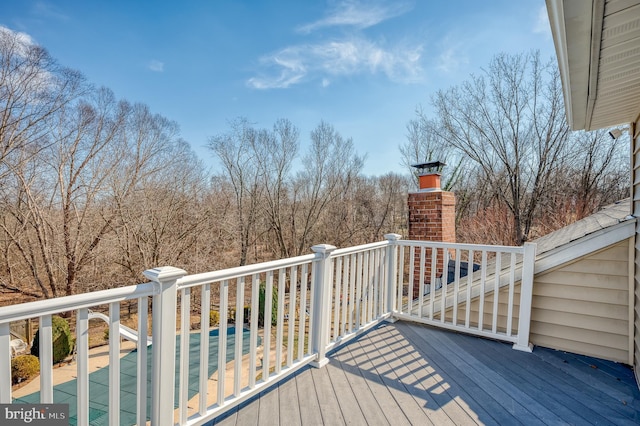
407, 190, 456, 298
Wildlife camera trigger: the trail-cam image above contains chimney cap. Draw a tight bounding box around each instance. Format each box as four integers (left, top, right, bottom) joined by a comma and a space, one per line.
411, 161, 446, 175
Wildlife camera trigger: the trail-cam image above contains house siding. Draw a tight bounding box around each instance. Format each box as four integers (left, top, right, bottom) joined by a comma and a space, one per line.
633, 118, 640, 381
437, 240, 632, 364
530, 240, 631, 363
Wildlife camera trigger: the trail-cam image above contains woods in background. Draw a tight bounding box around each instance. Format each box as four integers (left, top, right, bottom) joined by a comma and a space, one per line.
0, 31, 628, 301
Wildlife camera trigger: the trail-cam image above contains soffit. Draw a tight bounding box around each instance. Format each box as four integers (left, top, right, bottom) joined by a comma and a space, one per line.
547, 0, 640, 131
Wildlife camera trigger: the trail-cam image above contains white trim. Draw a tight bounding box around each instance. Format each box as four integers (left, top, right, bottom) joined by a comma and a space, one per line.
628, 236, 635, 366
534, 220, 636, 275
547, 0, 575, 127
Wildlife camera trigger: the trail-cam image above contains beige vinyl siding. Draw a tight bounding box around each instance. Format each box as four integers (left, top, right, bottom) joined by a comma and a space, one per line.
530, 241, 631, 363
633, 118, 640, 381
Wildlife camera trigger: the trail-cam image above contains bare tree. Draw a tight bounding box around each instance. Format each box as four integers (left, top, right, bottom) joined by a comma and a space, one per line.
0, 27, 85, 182
400, 107, 466, 191
290, 121, 364, 255
429, 51, 570, 244
253, 118, 299, 258
208, 118, 264, 266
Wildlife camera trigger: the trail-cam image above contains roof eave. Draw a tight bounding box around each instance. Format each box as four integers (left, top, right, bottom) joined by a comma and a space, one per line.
546, 0, 596, 131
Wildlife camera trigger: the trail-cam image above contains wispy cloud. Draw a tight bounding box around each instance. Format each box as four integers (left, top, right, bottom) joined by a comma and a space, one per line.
297, 0, 412, 33
533, 5, 551, 36
436, 39, 469, 73
248, 1, 421, 89
247, 37, 422, 89
148, 60, 164, 72
32, 2, 70, 21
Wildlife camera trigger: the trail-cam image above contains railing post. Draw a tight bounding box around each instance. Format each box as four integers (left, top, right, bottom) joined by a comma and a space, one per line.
310, 244, 336, 368
513, 243, 536, 352
384, 234, 402, 320
143, 266, 186, 426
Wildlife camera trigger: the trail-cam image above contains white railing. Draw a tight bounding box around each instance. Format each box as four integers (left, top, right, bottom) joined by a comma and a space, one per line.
0, 283, 157, 426
391, 240, 536, 352
0, 235, 536, 426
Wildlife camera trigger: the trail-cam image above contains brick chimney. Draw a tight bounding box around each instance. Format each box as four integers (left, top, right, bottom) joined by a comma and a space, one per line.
408, 162, 456, 298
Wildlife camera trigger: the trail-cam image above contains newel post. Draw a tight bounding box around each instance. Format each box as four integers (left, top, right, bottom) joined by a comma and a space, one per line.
513, 243, 536, 352
310, 244, 336, 368
384, 234, 402, 319
143, 266, 186, 426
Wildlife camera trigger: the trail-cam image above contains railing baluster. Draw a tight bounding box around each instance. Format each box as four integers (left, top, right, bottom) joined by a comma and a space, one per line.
179, 289, 190, 424
418, 247, 425, 317
408, 246, 415, 312
429, 247, 437, 321
492, 252, 502, 334
307, 264, 315, 358
507, 253, 516, 337
441, 247, 448, 324
397, 245, 405, 313
0, 323, 9, 403
109, 302, 120, 426
333, 257, 343, 341
275, 270, 285, 374
287, 267, 297, 367
465, 249, 473, 328
40, 314, 53, 403
218, 280, 228, 406
348, 254, 356, 332
355, 252, 363, 330
368, 251, 373, 322
76, 308, 89, 426
263, 271, 273, 380
375, 248, 382, 318
362, 251, 370, 324
249, 274, 259, 388
199, 283, 210, 414
453, 249, 461, 326
478, 250, 488, 331
235, 277, 245, 397
298, 266, 308, 360
340, 256, 349, 336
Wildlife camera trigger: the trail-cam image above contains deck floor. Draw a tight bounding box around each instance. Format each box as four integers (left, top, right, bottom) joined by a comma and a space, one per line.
212, 321, 640, 425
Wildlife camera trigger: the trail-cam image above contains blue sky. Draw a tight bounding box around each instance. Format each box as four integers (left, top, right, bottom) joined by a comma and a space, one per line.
1, 0, 555, 176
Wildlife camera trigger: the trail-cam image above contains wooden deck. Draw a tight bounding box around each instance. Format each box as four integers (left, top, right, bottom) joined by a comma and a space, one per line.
211, 321, 640, 425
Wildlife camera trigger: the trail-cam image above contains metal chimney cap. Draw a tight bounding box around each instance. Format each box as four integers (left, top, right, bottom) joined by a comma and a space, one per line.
411, 161, 446, 174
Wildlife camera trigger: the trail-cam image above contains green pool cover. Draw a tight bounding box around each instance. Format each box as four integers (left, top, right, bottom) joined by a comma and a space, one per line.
14, 327, 254, 425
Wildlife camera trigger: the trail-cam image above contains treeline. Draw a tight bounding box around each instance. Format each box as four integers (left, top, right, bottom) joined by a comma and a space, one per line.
0, 28, 408, 301
0, 29, 629, 302
401, 51, 629, 245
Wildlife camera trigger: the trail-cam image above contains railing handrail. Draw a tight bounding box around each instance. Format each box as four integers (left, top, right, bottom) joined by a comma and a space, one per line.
0, 282, 157, 324
397, 239, 525, 253
331, 240, 390, 257
176, 253, 317, 289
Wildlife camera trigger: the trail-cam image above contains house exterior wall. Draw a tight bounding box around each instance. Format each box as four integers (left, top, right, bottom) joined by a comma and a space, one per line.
530, 240, 632, 364
632, 118, 640, 379
439, 240, 633, 364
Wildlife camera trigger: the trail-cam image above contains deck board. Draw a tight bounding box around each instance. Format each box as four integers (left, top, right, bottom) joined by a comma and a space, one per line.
209, 321, 640, 425
467, 333, 614, 426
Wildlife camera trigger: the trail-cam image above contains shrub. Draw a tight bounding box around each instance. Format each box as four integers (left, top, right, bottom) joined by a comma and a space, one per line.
11, 354, 40, 384
31, 315, 74, 364
209, 310, 220, 327
228, 307, 236, 324
243, 305, 251, 324
258, 283, 278, 326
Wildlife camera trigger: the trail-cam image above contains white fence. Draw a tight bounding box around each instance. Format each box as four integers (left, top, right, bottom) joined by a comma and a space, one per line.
0, 235, 535, 425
